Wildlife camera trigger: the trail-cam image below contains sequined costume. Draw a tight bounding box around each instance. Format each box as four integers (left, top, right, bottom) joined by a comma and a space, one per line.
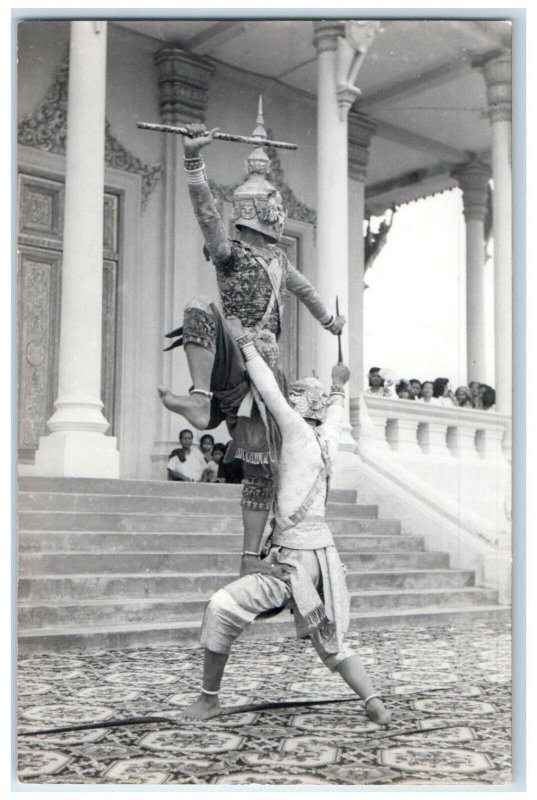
173, 129, 335, 510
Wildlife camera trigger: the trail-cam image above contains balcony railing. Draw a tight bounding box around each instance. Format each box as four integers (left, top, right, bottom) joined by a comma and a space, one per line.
351, 395, 511, 462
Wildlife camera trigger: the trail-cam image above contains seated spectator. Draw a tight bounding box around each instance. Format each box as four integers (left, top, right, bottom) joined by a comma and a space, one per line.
481, 385, 496, 411
432, 377, 458, 407
199, 433, 215, 463
396, 380, 411, 399
409, 379, 422, 400
365, 367, 384, 395
167, 429, 206, 482
454, 385, 473, 407
418, 381, 435, 403
202, 442, 244, 483
469, 381, 483, 409
202, 442, 225, 482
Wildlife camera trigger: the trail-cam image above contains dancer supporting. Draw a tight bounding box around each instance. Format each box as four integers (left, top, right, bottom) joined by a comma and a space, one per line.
158, 103, 345, 564
177, 318, 391, 726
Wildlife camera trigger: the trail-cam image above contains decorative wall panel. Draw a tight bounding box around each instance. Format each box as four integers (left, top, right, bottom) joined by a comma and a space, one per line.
17, 247, 61, 460
17, 170, 121, 460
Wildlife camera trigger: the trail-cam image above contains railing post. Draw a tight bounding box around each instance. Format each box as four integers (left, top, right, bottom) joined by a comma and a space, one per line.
447, 423, 480, 461
475, 425, 507, 461
386, 416, 422, 455
417, 420, 450, 458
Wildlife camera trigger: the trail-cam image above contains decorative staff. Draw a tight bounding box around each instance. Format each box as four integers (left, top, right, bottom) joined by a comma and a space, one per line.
137, 97, 297, 150
137, 121, 298, 150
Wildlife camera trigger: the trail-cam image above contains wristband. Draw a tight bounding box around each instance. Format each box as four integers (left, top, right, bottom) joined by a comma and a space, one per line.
184, 156, 204, 171
241, 550, 261, 558
321, 315, 335, 329
239, 340, 258, 362
330, 384, 345, 396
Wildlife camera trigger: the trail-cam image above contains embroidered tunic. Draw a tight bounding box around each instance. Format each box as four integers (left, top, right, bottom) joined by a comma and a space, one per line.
190, 177, 331, 337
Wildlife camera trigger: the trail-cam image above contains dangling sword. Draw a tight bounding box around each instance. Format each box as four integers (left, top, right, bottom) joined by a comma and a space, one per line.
336, 296, 343, 363
136, 121, 298, 150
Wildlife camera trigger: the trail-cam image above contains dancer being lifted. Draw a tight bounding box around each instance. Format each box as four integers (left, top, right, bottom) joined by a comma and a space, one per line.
174, 317, 391, 726
158, 100, 345, 554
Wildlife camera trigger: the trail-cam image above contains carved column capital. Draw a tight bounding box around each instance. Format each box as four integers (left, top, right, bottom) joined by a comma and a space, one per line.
452, 160, 491, 222
154, 47, 215, 125
348, 110, 377, 182
313, 20, 345, 53
472, 48, 512, 124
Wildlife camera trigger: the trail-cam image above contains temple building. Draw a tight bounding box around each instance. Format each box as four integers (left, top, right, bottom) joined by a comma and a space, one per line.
17, 18, 513, 624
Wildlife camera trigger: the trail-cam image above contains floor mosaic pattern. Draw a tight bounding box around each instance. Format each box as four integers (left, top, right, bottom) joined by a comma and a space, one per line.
17, 621, 512, 786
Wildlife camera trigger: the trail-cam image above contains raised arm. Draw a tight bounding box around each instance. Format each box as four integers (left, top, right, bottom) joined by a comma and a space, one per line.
225, 319, 297, 437
182, 124, 231, 263
321, 363, 350, 462
285, 265, 346, 335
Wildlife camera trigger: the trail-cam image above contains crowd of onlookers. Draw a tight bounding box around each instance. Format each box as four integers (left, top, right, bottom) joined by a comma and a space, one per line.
364, 367, 496, 410
167, 429, 244, 483
168, 369, 496, 481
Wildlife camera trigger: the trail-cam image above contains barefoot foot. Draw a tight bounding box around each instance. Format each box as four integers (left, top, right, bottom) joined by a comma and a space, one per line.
365, 697, 391, 726
158, 387, 211, 429
176, 693, 221, 722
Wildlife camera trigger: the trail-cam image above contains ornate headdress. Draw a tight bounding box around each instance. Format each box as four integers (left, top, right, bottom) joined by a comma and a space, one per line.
288, 376, 330, 425
232, 97, 287, 243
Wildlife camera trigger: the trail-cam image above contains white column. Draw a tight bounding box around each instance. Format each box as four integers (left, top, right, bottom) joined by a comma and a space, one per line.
452, 160, 491, 384
313, 21, 350, 390
34, 21, 119, 477
312, 21, 379, 489
348, 111, 376, 401
474, 50, 512, 414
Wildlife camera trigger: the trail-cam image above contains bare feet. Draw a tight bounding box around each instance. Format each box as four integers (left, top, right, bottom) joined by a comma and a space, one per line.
365, 697, 391, 726
176, 693, 222, 722
158, 387, 211, 429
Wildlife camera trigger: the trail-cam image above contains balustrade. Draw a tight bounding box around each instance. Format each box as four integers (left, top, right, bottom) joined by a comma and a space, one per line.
353, 395, 510, 462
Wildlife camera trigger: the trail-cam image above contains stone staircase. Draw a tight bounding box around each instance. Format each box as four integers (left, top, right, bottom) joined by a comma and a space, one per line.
17, 477, 509, 654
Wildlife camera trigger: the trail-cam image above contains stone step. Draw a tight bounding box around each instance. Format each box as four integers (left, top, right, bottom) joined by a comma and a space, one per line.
18, 476, 358, 505
18, 564, 469, 605
18, 586, 496, 629
17, 605, 511, 654
18, 536, 425, 577
18, 492, 377, 518
18, 512, 401, 535
18, 528, 407, 555
18, 552, 450, 600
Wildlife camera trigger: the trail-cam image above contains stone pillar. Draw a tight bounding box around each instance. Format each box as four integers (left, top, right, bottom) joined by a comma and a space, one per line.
313, 21, 349, 390
452, 160, 491, 385
313, 21, 379, 489
34, 21, 119, 477
348, 110, 376, 402
152, 48, 214, 461
473, 49, 512, 414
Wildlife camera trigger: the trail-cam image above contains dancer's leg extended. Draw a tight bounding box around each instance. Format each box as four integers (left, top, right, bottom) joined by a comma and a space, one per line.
178, 649, 229, 721
158, 299, 217, 429
179, 575, 290, 720
311, 640, 391, 725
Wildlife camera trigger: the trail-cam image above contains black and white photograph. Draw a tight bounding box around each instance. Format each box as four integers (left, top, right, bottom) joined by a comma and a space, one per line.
14, 7, 520, 789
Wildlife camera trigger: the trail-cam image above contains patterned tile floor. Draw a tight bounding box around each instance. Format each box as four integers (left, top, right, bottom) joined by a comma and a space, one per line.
16, 621, 512, 786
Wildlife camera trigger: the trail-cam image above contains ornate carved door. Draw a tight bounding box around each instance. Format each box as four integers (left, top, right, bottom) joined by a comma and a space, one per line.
17, 170, 120, 462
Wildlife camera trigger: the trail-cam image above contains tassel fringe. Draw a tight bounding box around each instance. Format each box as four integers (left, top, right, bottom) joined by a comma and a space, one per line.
235, 447, 270, 465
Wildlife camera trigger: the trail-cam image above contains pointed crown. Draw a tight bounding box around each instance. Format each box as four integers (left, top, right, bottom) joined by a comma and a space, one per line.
232, 97, 287, 243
